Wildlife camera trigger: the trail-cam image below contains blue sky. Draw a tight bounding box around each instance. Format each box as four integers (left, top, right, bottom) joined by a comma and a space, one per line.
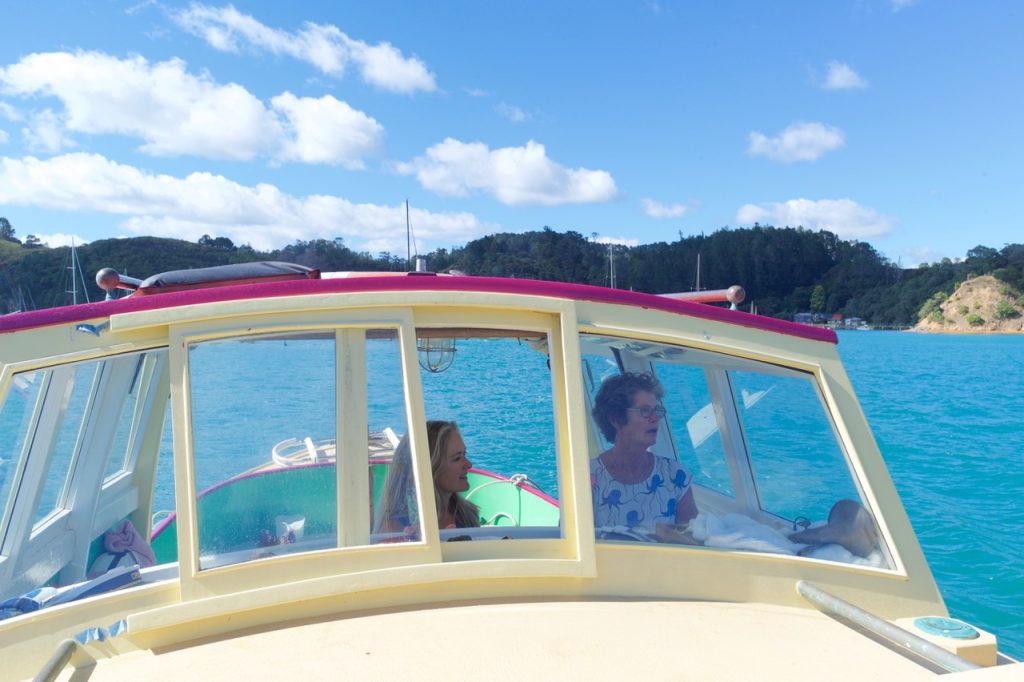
0, 1, 1020, 266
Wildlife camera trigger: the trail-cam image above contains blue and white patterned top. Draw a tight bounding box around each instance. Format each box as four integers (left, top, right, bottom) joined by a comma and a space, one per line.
591, 454, 692, 536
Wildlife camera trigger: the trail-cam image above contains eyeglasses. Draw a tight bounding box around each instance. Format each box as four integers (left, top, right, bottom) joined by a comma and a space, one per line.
627, 405, 666, 420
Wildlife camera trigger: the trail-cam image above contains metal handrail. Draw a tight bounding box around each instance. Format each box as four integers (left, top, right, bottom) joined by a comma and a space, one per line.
796, 580, 980, 673
32, 639, 79, 682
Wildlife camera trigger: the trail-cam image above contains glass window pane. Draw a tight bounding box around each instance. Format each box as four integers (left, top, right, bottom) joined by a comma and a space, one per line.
149, 401, 178, 564
581, 333, 889, 568
416, 333, 561, 539
659, 364, 735, 499
103, 354, 148, 483
0, 370, 45, 536
35, 363, 96, 526
581, 348, 618, 453
367, 329, 419, 544
189, 332, 337, 570
187, 329, 421, 566
732, 371, 859, 520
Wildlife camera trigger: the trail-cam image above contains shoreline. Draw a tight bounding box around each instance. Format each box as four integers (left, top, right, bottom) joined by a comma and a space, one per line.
823, 325, 1022, 335
909, 325, 1024, 335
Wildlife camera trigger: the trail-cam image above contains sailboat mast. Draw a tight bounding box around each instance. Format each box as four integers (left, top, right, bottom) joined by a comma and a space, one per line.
76, 243, 90, 304
65, 239, 91, 305
607, 243, 617, 289
406, 200, 411, 271
68, 238, 78, 305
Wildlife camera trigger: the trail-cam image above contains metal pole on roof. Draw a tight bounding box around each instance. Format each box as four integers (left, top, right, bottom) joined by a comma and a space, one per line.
796, 581, 980, 673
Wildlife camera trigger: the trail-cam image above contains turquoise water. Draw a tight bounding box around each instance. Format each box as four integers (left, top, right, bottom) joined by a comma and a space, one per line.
836, 331, 1024, 659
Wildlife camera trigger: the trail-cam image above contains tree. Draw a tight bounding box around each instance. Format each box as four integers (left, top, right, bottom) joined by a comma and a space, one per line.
24, 234, 42, 248
198, 234, 236, 251
993, 300, 1018, 320
810, 284, 826, 313
0, 217, 17, 242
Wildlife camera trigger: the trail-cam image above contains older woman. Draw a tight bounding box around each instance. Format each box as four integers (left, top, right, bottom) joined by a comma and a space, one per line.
374, 420, 481, 537
591, 372, 699, 543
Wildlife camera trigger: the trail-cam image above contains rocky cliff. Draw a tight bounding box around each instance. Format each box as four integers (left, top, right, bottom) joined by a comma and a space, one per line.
914, 275, 1024, 332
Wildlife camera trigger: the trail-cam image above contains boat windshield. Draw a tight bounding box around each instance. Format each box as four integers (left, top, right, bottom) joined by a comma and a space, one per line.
581, 333, 893, 569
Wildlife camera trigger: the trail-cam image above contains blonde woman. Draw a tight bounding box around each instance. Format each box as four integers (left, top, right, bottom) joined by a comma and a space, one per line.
374, 420, 481, 537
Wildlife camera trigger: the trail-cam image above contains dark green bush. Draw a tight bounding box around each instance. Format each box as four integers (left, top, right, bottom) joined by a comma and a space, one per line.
993, 300, 1018, 320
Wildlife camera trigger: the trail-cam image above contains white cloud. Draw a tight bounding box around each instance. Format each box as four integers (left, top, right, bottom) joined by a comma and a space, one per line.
901, 246, 944, 268
641, 198, 687, 219
0, 51, 279, 160
823, 61, 867, 90
0, 105, 11, 143
172, 4, 436, 94
891, 0, 916, 11
463, 87, 489, 98
735, 198, 892, 239
591, 235, 640, 247
22, 109, 75, 153
0, 153, 495, 252
0, 101, 21, 121
747, 121, 845, 163
495, 102, 529, 123
398, 138, 617, 206
33, 232, 89, 248
271, 92, 383, 168
0, 51, 382, 167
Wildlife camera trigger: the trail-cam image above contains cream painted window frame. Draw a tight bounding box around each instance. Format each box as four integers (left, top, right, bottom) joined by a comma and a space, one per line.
166, 302, 597, 602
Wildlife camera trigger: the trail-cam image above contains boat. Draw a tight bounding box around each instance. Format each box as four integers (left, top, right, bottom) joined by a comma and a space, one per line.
0, 260, 1017, 680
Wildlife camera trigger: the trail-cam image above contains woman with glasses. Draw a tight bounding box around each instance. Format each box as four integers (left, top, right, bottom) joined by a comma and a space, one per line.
590, 372, 700, 543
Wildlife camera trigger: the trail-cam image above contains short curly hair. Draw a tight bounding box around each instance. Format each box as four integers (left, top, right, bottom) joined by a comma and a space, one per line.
591, 371, 664, 443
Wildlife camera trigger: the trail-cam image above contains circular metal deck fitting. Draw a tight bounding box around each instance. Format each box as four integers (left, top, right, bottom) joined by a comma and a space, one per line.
913, 616, 980, 639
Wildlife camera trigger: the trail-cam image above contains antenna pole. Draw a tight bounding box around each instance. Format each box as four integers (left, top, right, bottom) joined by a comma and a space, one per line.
406, 200, 411, 271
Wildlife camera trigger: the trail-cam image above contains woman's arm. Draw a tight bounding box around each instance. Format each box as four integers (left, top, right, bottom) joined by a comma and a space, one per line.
675, 487, 698, 525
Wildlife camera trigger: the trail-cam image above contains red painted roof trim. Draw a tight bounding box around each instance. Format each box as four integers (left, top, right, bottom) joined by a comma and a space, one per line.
0, 275, 838, 344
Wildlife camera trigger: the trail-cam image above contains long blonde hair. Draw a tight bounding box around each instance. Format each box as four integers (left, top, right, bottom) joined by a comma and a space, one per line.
373, 420, 479, 533
427, 421, 480, 529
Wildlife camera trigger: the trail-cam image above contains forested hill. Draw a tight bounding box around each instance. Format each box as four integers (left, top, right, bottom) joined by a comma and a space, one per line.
1, 219, 1022, 327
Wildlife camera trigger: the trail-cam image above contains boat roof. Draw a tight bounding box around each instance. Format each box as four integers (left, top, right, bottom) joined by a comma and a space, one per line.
0, 271, 837, 343
60, 600, 984, 681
